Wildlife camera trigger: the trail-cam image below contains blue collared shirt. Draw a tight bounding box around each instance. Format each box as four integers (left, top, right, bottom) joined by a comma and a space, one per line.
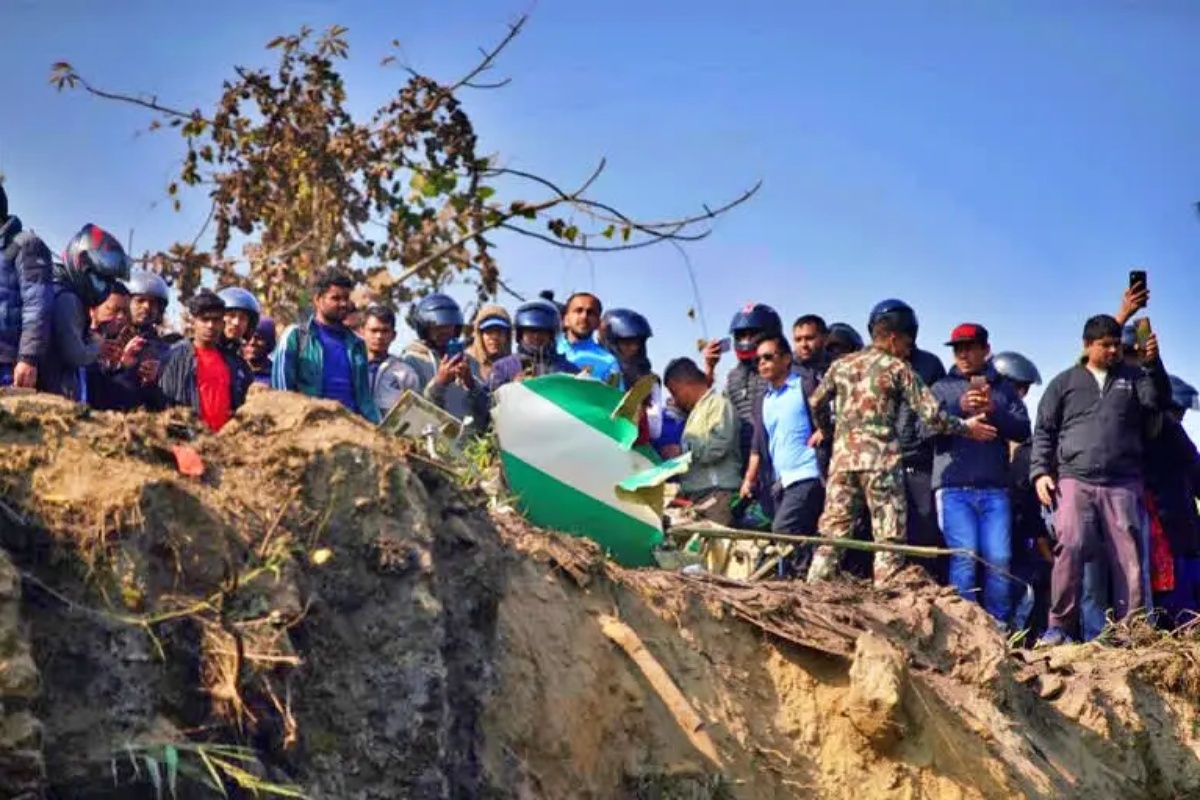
762, 373, 821, 488
557, 335, 622, 387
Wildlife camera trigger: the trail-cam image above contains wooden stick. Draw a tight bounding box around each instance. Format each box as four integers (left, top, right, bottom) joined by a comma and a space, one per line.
597, 614, 724, 768
671, 524, 956, 558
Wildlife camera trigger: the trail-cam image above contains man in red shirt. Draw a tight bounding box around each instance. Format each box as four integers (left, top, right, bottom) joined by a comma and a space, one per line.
158, 290, 252, 432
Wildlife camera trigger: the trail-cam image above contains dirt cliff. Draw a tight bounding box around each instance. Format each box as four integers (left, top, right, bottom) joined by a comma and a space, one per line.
0, 390, 1198, 799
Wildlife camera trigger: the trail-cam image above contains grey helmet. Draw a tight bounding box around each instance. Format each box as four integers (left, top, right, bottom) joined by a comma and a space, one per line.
992, 351, 1042, 386
217, 286, 262, 327
126, 269, 170, 305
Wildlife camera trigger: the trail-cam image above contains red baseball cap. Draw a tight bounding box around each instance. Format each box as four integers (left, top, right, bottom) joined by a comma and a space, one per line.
946, 323, 989, 346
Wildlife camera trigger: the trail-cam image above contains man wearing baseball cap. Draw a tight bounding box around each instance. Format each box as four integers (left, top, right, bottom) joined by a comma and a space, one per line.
931, 323, 1031, 627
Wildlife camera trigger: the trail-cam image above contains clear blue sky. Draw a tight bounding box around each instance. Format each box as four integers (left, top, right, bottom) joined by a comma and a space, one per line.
3, 1, 1199, 432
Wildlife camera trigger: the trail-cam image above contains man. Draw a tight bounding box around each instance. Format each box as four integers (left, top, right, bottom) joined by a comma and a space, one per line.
159, 290, 253, 432
663, 357, 742, 525
931, 324, 1031, 624
806, 301, 996, 586
791, 314, 830, 396
217, 287, 262, 353
791, 314, 833, 476
739, 334, 825, 576
871, 299, 949, 574
993, 350, 1053, 637
43, 224, 132, 401
358, 304, 419, 418
825, 323, 864, 362
90, 269, 174, 411
1031, 314, 1171, 645
558, 291, 621, 385
488, 299, 579, 389
244, 317, 276, 387
402, 292, 486, 423
702, 303, 784, 508
272, 268, 379, 422
90, 282, 130, 332
0, 183, 55, 389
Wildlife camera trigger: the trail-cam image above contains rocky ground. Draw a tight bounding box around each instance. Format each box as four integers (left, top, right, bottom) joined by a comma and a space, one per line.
0, 390, 1198, 799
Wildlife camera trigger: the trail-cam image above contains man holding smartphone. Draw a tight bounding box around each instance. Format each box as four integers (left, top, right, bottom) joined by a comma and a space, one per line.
931, 324, 1031, 627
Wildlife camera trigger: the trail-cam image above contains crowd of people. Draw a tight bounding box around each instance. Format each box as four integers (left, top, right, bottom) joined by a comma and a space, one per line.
3, 184, 1198, 649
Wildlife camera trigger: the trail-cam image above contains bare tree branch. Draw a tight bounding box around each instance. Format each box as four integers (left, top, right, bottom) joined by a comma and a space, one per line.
49, 13, 758, 319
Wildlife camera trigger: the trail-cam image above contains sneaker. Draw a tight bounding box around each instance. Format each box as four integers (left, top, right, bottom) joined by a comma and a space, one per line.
1035, 627, 1075, 648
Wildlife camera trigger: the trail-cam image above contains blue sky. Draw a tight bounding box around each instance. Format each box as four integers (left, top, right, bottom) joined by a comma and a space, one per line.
3, 1, 1199, 432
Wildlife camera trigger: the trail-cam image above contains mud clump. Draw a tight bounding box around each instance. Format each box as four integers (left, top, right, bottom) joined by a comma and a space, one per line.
2, 390, 1200, 798
0, 391, 504, 799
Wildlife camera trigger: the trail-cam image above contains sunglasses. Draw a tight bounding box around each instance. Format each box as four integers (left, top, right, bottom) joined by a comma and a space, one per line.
753, 352, 782, 366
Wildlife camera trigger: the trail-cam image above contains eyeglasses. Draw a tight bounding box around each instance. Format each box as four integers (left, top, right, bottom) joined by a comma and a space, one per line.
753, 352, 780, 366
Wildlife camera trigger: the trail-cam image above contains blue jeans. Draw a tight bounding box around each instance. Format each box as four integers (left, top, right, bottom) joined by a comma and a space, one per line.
936, 487, 1012, 622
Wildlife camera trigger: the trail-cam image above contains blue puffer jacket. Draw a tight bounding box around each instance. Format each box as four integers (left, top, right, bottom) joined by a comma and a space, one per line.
0, 216, 54, 365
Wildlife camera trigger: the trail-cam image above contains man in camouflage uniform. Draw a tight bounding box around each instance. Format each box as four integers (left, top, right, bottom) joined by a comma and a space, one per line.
806, 300, 997, 586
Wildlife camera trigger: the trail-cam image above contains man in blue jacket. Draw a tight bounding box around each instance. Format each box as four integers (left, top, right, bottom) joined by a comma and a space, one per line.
1031, 314, 1171, 645
932, 324, 1031, 625
0, 183, 54, 389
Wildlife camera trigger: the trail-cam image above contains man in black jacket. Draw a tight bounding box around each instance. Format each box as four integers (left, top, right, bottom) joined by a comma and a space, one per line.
868, 299, 948, 579
159, 291, 253, 432
1031, 314, 1171, 645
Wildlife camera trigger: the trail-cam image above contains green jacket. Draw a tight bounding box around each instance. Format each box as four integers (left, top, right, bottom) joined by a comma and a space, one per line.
271, 316, 380, 423
679, 389, 743, 495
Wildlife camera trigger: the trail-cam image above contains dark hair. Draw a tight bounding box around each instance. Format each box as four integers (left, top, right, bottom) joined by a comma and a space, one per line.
1082, 314, 1121, 344
188, 289, 225, 317
312, 267, 354, 297
363, 303, 396, 329
109, 281, 130, 297
565, 291, 603, 315
663, 357, 707, 385
0, 182, 7, 220
792, 314, 828, 334
753, 331, 792, 356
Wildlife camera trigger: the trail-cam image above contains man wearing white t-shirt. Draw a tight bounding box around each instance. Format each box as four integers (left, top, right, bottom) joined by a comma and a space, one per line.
1030, 313, 1171, 645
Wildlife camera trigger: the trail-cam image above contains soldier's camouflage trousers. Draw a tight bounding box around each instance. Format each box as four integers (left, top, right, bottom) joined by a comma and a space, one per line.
807, 466, 906, 586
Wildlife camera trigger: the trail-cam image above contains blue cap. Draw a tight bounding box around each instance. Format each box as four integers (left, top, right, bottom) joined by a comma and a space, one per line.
479, 316, 511, 331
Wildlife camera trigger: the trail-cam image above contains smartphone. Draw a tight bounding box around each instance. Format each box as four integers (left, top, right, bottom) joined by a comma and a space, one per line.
969, 375, 988, 390
1134, 317, 1152, 347
1129, 269, 1148, 293
716, 337, 732, 353
445, 338, 464, 358
97, 319, 134, 348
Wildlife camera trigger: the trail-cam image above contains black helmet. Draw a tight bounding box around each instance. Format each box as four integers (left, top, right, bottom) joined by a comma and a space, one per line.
411, 292, 465, 338
1169, 375, 1199, 411
868, 298, 918, 339
514, 299, 562, 332
729, 303, 782, 336
826, 322, 864, 353
603, 308, 653, 340
992, 351, 1042, 386
60, 223, 131, 307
